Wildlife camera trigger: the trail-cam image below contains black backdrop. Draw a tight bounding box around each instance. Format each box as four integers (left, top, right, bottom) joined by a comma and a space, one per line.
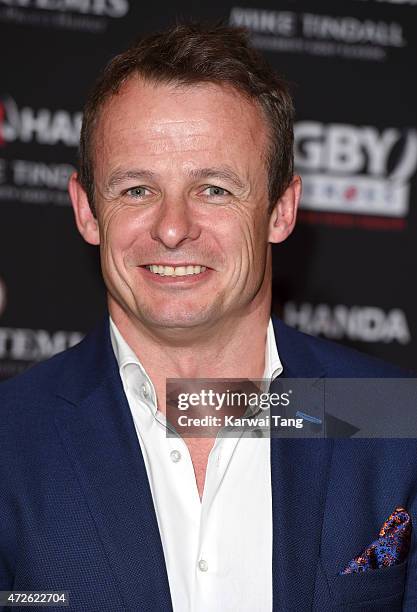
0, 0, 415, 380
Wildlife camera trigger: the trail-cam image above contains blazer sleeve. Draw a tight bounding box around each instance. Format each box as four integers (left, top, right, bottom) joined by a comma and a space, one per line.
0, 392, 16, 592
402, 487, 417, 610
0, 553, 13, 591
0, 491, 15, 590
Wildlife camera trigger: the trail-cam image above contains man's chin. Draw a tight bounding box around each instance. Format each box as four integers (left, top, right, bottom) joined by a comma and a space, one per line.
136, 308, 218, 332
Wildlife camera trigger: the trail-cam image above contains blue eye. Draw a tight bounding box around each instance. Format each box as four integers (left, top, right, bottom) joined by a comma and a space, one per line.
205, 186, 229, 197
127, 186, 149, 198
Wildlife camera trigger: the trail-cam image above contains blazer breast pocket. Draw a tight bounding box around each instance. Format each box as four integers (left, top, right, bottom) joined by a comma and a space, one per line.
327, 560, 407, 611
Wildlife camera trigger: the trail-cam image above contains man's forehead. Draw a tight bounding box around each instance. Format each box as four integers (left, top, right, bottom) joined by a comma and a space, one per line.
92, 76, 271, 187
97, 76, 268, 138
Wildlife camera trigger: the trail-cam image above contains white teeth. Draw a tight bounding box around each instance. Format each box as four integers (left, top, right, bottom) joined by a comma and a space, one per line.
147, 265, 207, 276
174, 267, 186, 276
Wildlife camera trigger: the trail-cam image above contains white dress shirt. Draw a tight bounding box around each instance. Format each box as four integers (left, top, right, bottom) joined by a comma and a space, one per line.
110, 317, 282, 612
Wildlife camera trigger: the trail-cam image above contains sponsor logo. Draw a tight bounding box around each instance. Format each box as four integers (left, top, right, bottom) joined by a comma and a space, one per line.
0, 0, 129, 33
229, 7, 406, 61
0, 278, 6, 317
0, 96, 81, 147
0, 96, 79, 205
357, 0, 417, 4
0, 157, 75, 205
294, 121, 417, 223
284, 301, 411, 344
0, 327, 83, 361
9, 159, 75, 189
0, 0, 129, 15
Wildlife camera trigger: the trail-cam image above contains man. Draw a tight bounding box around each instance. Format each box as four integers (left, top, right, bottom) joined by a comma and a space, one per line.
0, 23, 416, 612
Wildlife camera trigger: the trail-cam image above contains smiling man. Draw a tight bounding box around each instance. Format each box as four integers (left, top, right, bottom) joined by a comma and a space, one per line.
0, 23, 416, 612
70, 68, 299, 438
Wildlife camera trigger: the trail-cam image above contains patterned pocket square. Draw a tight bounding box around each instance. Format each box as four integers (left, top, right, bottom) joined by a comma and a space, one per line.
340, 506, 411, 575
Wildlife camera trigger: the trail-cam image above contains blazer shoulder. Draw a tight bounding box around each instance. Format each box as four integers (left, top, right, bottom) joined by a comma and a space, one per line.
0, 316, 111, 401
0, 342, 78, 409
272, 316, 413, 378
0, 316, 114, 422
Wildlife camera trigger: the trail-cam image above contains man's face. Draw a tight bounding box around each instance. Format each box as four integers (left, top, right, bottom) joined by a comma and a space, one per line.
78, 77, 289, 332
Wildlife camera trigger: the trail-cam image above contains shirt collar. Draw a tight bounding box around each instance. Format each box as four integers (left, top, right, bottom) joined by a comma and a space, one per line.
109, 317, 158, 411
110, 315, 283, 412
264, 317, 283, 381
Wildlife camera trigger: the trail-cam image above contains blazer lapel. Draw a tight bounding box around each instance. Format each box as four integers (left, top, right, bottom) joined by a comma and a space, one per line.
54, 318, 173, 612
270, 317, 333, 611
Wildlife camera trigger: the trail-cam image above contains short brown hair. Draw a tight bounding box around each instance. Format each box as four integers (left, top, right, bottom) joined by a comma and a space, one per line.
78, 22, 294, 215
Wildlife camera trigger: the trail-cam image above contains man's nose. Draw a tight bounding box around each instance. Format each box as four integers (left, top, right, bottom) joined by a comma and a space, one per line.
150, 196, 200, 248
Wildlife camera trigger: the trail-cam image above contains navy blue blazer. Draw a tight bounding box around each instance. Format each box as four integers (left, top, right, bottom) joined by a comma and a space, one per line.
0, 316, 416, 611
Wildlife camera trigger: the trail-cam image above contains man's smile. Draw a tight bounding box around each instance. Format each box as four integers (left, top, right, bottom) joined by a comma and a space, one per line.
139, 263, 212, 284
144, 264, 207, 276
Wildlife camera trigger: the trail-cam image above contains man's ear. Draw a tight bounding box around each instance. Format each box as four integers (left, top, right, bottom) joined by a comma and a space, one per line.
268, 175, 302, 244
68, 172, 100, 246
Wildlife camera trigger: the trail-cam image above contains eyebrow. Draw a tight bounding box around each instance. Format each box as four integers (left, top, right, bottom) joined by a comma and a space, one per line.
105, 166, 246, 192
188, 167, 246, 191
105, 169, 156, 191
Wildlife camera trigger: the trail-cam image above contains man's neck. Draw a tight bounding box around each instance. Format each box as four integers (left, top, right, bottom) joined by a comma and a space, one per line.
109, 299, 271, 412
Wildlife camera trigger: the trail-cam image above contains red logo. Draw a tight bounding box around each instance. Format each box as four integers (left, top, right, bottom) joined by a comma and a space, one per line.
0, 277, 6, 318
0, 100, 5, 147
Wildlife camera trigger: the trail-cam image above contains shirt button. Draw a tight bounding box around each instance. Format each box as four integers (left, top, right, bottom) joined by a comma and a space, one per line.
141, 383, 150, 399
170, 450, 181, 463
198, 559, 208, 572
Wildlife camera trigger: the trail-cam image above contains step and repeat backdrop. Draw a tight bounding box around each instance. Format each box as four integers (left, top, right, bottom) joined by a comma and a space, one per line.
0, 0, 415, 379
